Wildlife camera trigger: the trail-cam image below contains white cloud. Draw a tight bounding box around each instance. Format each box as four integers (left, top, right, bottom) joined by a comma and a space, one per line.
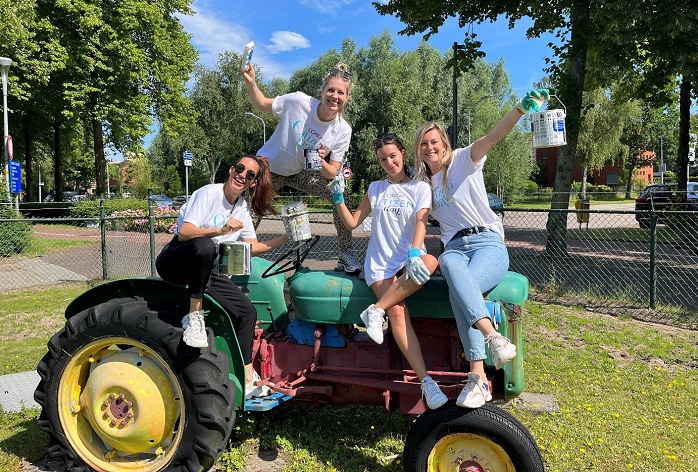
298, 0, 355, 15
268, 31, 311, 53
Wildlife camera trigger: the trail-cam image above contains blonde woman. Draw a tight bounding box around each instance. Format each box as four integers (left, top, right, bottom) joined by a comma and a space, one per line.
410, 89, 549, 408
243, 62, 361, 274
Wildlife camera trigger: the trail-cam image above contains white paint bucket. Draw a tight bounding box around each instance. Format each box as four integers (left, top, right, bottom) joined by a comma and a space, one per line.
531, 96, 567, 148
281, 201, 312, 242
304, 149, 322, 170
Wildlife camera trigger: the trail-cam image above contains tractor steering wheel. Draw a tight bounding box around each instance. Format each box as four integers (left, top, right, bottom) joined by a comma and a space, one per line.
261, 235, 321, 278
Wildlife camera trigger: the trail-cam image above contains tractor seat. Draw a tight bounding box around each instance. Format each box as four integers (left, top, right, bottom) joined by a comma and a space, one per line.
288, 269, 528, 325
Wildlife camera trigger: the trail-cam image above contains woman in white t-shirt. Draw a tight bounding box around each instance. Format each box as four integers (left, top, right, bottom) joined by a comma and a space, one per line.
412, 89, 549, 409
156, 155, 288, 399
243, 62, 362, 274
329, 134, 448, 410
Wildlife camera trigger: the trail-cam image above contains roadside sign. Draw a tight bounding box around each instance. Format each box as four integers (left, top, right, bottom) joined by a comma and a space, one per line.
341, 167, 352, 179
9, 160, 21, 193
183, 151, 193, 167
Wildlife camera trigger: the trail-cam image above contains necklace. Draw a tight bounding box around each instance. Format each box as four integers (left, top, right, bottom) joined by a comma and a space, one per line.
388, 175, 409, 185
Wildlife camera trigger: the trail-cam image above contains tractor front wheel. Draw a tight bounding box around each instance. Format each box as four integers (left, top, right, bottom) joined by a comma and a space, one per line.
403, 402, 544, 472
34, 297, 235, 472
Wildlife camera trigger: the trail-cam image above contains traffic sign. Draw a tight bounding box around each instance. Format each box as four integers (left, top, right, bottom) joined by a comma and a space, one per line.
183, 151, 193, 167
341, 167, 352, 179
9, 160, 21, 193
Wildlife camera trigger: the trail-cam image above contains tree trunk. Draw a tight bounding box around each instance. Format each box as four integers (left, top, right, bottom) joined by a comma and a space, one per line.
581, 165, 588, 198
53, 114, 64, 202
545, 0, 590, 258
23, 115, 34, 201
624, 163, 635, 199
676, 77, 691, 191
89, 91, 106, 196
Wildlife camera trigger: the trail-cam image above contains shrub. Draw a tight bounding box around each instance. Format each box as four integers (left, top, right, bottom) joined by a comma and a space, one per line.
0, 201, 32, 257
110, 207, 178, 233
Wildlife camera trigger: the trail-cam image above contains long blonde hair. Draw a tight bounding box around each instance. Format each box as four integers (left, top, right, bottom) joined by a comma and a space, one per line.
413, 121, 455, 198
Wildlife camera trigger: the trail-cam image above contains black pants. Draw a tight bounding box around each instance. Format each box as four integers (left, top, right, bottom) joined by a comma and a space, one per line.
156, 236, 256, 364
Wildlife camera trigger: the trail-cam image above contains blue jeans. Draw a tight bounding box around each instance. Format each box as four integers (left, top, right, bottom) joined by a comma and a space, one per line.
438, 231, 509, 361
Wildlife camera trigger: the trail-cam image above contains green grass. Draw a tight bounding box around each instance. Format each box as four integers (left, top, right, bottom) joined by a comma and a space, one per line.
0, 286, 696, 471
0, 282, 89, 375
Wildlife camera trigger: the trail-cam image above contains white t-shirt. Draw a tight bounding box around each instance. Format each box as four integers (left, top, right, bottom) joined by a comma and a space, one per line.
429, 147, 504, 244
364, 179, 432, 286
176, 184, 256, 244
256, 92, 352, 176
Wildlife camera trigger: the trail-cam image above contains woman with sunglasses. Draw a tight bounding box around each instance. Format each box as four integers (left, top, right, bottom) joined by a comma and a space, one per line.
242, 62, 362, 274
328, 133, 449, 410
156, 155, 288, 398
408, 89, 549, 409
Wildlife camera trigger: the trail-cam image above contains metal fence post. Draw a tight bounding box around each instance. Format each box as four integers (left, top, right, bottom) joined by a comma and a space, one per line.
100, 193, 107, 279
148, 189, 156, 277
649, 211, 657, 308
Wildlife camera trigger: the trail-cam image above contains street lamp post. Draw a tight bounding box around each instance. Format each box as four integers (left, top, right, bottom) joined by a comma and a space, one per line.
1, 57, 12, 202
451, 42, 467, 148
245, 112, 266, 143
467, 95, 492, 146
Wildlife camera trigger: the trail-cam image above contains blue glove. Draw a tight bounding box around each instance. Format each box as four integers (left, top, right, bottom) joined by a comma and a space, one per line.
406, 248, 430, 285
327, 174, 345, 204
516, 88, 550, 113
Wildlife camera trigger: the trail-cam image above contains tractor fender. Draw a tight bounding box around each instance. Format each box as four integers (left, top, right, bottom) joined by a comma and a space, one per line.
65, 277, 247, 409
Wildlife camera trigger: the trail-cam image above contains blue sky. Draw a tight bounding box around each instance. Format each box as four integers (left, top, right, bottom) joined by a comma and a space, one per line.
180, 0, 557, 94
132, 1, 558, 156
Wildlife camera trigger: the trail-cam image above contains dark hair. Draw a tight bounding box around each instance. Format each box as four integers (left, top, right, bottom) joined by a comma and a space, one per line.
239, 155, 277, 216
373, 133, 405, 151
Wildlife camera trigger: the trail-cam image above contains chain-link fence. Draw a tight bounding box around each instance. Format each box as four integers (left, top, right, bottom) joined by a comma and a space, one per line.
1, 197, 696, 329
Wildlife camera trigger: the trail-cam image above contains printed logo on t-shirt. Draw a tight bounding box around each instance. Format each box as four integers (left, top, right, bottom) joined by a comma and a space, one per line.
433, 182, 455, 208
212, 213, 228, 228
378, 193, 414, 217
292, 120, 323, 150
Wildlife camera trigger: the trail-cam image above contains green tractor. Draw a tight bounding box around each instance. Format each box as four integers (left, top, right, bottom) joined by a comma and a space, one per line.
35, 237, 543, 471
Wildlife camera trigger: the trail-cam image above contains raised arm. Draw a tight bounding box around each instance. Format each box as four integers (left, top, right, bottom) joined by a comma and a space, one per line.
242, 64, 274, 113
470, 89, 549, 165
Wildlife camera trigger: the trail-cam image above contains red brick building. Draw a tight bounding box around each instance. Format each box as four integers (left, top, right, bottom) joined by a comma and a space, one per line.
535, 148, 655, 188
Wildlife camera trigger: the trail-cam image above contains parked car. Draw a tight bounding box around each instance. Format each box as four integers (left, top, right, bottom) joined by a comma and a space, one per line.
635, 183, 698, 228
151, 194, 173, 208
43, 191, 78, 202
487, 193, 505, 221
172, 195, 188, 210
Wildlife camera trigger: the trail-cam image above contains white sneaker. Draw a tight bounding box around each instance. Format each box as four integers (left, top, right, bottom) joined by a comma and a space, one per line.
359, 304, 385, 344
182, 310, 209, 348
421, 376, 448, 409
336, 250, 362, 274
485, 332, 517, 369
245, 370, 271, 399
456, 373, 492, 408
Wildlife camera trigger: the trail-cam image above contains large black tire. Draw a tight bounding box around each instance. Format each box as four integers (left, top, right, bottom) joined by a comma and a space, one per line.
34, 297, 236, 472
403, 402, 544, 472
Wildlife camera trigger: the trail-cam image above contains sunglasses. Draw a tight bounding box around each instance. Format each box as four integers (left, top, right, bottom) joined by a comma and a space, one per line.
327, 67, 353, 80
373, 133, 402, 150
233, 162, 259, 181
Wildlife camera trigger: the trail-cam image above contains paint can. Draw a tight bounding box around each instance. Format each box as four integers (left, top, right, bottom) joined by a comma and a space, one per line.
531, 96, 567, 148
281, 201, 312, 242
216, 241, 251, 275
304, 149, 322, 170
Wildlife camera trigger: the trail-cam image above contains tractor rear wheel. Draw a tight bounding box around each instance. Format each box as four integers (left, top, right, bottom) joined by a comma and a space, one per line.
34, 297, 235, 472
403, 402, 544, 472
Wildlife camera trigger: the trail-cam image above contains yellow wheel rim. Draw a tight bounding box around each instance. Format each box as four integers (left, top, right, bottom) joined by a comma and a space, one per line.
426, 433, 516, 471
58, 337, 184, 471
